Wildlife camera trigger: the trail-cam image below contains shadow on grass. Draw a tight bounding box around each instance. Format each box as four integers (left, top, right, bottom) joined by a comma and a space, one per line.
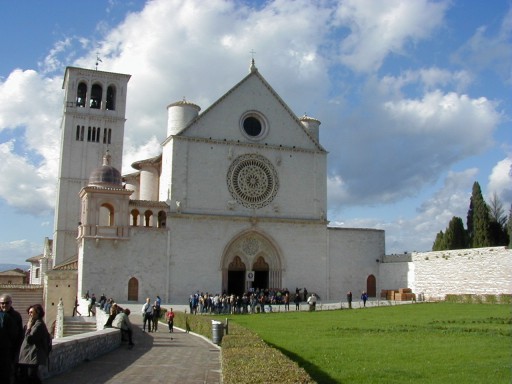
267, 342, 341, 384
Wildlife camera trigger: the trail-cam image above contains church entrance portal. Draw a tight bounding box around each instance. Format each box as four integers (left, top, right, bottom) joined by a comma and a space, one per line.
222, 231, 283, 295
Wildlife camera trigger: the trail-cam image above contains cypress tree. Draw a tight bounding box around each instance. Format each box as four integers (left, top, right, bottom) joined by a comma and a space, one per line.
466, 182, 491, 248
432, 230, 445, 251
444, 216, 468, 249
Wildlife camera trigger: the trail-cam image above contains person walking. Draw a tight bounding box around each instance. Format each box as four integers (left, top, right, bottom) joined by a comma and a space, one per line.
17, 304, 51, 384
361, 291, 368, 307
72, 296, 81, 317
166, 307, 175, 333
347, 291, 353, 309
88, 294, 96, 316
141, 298, 153, 332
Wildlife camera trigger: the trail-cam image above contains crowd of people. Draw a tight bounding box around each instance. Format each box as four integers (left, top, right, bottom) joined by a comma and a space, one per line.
0, 293, 52, 384
186, 287, 315, 315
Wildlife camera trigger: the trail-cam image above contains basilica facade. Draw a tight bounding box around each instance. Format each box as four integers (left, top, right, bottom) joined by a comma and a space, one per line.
43, 61, 384, 317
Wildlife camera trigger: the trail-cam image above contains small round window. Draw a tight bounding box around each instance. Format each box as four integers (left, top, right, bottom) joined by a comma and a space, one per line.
240, 111, 268, 141
243, 117, 262, 136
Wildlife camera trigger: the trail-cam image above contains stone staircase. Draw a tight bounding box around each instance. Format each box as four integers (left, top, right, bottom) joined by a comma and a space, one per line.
63, 316, 98, 336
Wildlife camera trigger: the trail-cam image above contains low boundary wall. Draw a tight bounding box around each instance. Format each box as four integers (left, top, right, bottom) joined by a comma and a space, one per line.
43, 328, 121, 379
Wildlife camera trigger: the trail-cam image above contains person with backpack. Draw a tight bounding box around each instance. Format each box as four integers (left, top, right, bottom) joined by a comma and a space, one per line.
17, 304, 51, 384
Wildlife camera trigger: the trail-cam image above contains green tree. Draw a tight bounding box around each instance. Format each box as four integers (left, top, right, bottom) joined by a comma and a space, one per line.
444, 216, 468, 249
467, 182, 491, 248
488, 192, 508, 246
432, 230, 445, 251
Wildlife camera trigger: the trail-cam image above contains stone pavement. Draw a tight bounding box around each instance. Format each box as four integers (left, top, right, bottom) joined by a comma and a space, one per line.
45, 305, 221, 384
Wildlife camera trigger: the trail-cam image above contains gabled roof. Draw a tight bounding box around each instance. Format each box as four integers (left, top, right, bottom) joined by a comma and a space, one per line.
26, 254, 44, 262
0, 269, 26, 277
173, 61, 326, 152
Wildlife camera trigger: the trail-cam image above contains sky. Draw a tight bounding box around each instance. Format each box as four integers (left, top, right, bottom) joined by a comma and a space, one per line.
0, 0, 510, 267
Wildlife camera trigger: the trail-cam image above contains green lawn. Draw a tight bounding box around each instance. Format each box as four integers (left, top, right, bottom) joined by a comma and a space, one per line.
226, 303, 511, 384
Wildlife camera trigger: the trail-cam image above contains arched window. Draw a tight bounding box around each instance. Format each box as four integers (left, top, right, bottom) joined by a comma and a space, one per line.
131, 209, 139, 226
106, 85, 116, 110
99, 203, 115, 226
90, 83, 102, 109
76, 82, 87, 107
144, 210, 153, 227
157, 211, 167, 228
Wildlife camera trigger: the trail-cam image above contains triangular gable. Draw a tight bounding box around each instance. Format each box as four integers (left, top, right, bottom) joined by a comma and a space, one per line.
173, 63, 326, 153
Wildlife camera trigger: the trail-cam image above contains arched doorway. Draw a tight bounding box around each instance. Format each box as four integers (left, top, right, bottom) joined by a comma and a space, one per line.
253, 256, 269, 291
221, 230, 283, 295
128, 277, 139, 301
227, 256, 246, 296
367, 274, 376, 297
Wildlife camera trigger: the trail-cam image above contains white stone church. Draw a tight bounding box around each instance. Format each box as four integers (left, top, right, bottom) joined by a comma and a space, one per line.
34, 61, 510, 323
38, 60, 384, 318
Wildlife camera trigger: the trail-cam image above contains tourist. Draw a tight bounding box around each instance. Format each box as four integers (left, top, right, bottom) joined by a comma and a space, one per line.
72, 296, 81, 317
0, 293, 23, 384
113, 308, 134, 348
104, 303, 120, 328
151, 300, 160, 332
361, 291, 368, 307
294, 293, 301, 311
17, 304, 51, 384
141, 298, 153, 332
347, 291, 353, 309
166, 307, 175, 333
88, 293, 96, 316
307, 293, 317, 311
284, 292, 290, 311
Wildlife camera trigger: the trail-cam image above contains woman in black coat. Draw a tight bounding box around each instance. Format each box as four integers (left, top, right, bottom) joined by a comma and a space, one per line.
18, 304, 50, 384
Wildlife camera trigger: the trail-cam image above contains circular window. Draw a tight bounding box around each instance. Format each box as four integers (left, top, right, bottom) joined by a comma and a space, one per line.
240, 111, 268, 141
243, 117, 262, 136
227, 154, 279, 209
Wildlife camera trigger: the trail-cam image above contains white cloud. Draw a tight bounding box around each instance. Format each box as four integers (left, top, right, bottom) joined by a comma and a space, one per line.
334, 0, 449, 73
378, 169, 477, 253
0, 239, 42, 266
487, 156, 512, 205
452, 7, 512, 83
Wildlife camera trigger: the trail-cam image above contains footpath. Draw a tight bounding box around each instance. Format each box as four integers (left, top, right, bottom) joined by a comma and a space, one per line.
45, 304, 221, 384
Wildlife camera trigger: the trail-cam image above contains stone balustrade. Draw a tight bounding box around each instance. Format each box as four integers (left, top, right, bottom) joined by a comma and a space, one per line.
43, 327, 121, 379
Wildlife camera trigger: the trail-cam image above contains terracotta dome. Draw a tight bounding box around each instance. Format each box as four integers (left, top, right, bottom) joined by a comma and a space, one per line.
89, 151, 122, 187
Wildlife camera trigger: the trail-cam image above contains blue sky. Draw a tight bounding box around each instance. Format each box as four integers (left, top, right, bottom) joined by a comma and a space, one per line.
0, 0, 511, 266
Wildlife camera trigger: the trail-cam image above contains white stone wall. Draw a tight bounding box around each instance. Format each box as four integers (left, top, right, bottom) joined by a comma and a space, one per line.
78, 227, 170, 303
411, 247, 512, 300
327, 228, 384, 299
379, 247, 512, 300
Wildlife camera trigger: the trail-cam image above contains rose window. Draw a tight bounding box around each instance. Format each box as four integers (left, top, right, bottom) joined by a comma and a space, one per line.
227, 154, 278, 208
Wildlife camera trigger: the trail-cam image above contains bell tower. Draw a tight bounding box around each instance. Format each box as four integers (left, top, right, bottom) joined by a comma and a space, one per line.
53, 67, 131, 266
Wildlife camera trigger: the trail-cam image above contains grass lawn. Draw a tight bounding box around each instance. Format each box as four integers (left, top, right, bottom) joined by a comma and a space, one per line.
226, 303, 511, 384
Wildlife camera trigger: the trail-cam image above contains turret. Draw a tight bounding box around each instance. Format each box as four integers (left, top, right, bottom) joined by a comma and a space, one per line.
166, 99, 201, 136
300, 115, 321, 142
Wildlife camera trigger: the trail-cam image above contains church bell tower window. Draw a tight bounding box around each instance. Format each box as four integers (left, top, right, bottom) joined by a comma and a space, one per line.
76, 82, 87, 107
106, 85, 116, 110
90, 84, 102, 109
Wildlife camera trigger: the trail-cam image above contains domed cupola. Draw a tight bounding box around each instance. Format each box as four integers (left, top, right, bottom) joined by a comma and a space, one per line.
89, 151, 122, 187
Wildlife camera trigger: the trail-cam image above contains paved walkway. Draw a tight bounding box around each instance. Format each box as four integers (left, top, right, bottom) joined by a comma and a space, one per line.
45, 306, 221, 384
